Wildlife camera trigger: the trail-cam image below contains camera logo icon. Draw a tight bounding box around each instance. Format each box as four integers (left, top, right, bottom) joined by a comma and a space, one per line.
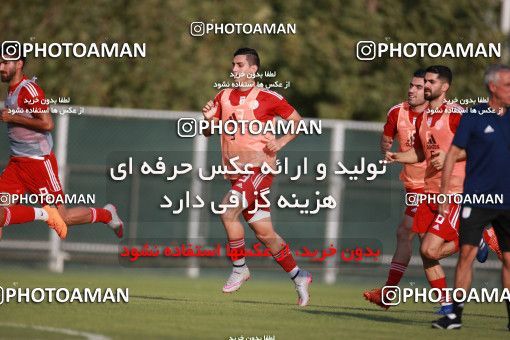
0, 193, 11, 207
190, 22, 206, 37
405, 193, 420, 207
1, 41, 22, 61
356, 41, 377, 61
381, 286, 401, 306
177, 118, 198, 138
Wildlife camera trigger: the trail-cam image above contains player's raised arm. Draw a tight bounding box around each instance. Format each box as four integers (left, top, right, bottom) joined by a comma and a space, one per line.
264, 110, 302, 154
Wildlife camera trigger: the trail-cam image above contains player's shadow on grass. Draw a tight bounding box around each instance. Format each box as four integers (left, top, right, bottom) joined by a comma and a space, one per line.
235, 299, 341, 309
236, 300, 506, 320
130, 295, 190, 302
235, 299, 430, 314
301, 309, 428, 325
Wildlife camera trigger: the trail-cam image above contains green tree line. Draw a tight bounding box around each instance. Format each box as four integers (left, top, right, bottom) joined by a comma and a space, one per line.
0, 0, 504, 121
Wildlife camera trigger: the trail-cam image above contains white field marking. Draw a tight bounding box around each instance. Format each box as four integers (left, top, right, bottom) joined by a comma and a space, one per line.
0, 322, 111, 340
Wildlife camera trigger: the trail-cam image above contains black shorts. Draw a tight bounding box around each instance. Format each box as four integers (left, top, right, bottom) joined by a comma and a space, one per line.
459, 206, 510, 251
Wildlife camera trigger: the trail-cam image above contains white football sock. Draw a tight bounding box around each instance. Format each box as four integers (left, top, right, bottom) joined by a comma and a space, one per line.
34, 207, 49, 221
289, 266, 300, 280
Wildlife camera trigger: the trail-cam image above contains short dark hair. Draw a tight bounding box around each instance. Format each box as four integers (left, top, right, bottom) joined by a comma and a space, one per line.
425, 65, 452, 84
1, 41, 26, 67
234, 47, 260, 69
413, 69, 426, 78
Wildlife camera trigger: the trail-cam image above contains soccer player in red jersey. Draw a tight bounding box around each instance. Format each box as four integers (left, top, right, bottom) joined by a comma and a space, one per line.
363, 69, 428, 308
201, 48, 312, 306
0, 45, 123, 239
386, 65, 465, 314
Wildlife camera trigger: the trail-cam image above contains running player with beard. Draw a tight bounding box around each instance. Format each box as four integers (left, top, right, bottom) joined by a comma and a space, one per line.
201, 48, 312, 306
364, 69, 427, 308
0, 45, 123, 239
386, 65, 464, 314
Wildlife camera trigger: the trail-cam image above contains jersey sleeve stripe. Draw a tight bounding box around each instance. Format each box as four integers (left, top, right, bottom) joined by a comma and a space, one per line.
387, 103, 403, 116
24, 82, 39, 98
26, 83, 39, 97
261, 89, 284, 101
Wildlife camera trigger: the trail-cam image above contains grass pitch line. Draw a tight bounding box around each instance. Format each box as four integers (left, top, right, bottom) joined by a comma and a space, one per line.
0, 322, 111, 340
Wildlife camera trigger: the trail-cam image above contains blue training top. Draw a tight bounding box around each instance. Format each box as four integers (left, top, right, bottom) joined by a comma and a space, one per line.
452, 103, 510, 210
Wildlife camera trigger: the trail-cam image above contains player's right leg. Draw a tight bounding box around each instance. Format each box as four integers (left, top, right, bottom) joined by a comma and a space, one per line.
420, 233, 458, 260
56, 204, 123, 238
248, 216, 312, 307
433, 207, 502, 329
415, 202, 456, 314
0, 204, 67, 239
364, 213, 415, 309
420, 232, 457, 314
489, 213, 510, 330
501, 251, 510, 331
420, 202, 462, 261
420, 246, 453, 314
0, 159, 67, 239
481, 225, 502, 261
220, 189, 250, 293
431, 244, 476, 330
20, 153, 122, 238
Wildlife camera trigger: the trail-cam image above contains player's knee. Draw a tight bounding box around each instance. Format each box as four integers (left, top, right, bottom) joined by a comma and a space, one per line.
420, 244, 440, 260
221, 208, 240, 223
255, 230, 276, 244
458, 246, 477, 263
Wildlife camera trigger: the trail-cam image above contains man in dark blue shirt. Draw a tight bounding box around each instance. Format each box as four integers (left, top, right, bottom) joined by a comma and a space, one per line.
433, 64, 510, 331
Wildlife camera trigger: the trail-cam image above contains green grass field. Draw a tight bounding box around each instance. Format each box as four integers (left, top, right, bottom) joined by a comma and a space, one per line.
0, 266, 507, 339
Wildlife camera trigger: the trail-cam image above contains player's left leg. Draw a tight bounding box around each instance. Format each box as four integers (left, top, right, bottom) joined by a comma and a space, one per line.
433, 208, 506, 330
248, 215, 312, 307
420, 202, 462, 260
220, 189, 251, 294
411, 202, 453, 313
364, 213, 415, 309
388, 214, 416, 283
420, 233, 457, 260
20, 153, 123, 238
419, 245, 452, 314
482, 225, 503, 260
502, 252, 510, 331
0, 157, 67, 239
453, 206, 495, 294
420, 234, 457, 313
431, 243, 477, 330
0, 204, 67, 239
420, 221, 458, 314
492, 213, 510, 330
56, 204, 123, 238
